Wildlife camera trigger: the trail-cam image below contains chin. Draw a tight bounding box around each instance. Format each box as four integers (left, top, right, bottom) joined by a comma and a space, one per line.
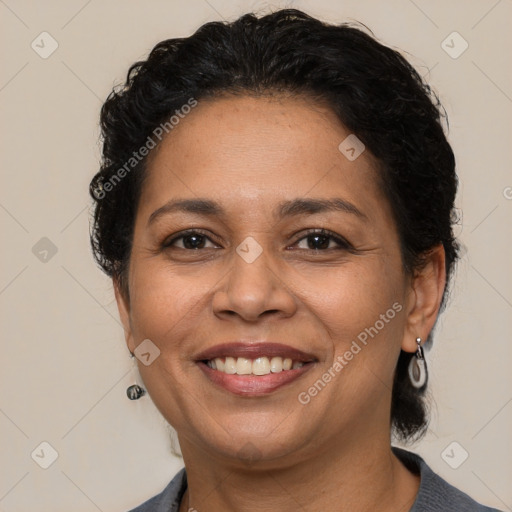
180, 411, 313, 467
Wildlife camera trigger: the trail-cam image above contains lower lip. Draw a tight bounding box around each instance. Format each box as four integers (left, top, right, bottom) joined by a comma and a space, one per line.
197, 362, 314, 396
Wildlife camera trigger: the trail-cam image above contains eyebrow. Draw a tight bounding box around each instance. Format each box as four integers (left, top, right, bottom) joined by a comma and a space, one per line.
147, 197, 366, 226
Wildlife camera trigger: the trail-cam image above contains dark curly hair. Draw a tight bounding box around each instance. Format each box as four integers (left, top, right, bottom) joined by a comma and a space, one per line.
89, 8, 459, 442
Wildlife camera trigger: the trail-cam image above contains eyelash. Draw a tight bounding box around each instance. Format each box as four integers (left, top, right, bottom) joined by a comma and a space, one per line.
162, 228, 352, 252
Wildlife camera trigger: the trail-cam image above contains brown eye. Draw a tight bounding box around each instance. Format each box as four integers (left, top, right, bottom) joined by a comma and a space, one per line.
163, 230, 219, 250
293, 229, 351, 251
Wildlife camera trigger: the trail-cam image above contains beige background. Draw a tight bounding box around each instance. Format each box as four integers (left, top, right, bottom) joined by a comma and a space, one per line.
1, 0, 511, 510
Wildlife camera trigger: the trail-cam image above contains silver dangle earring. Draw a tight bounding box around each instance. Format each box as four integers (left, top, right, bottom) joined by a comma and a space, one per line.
126, 353, 146, 400
408, 337, 427, 389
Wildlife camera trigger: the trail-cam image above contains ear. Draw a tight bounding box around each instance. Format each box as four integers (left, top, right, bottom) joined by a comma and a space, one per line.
401, 244, 446, 352
114, 278, 135, 354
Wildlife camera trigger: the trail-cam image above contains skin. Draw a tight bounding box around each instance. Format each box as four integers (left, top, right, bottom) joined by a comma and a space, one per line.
115, 94, 446, 512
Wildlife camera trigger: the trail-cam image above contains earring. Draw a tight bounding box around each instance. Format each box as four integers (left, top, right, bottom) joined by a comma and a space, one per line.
408, 337, 427, 389
126, 353, 146, 400
127, 384, 145, 400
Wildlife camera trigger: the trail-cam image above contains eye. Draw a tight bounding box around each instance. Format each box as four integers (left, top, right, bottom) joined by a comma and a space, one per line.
292, 229, 352, 251
162, 229, 219, 250
161, 228, 352, 252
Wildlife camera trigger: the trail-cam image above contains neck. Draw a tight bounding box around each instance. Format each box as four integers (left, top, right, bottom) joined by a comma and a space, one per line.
178, 432, 420, 512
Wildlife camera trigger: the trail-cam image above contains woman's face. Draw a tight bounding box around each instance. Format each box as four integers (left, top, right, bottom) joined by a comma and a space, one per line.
117, 94, 423, 467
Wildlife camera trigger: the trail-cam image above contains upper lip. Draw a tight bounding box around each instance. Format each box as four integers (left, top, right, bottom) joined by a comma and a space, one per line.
195, 342, 317, 363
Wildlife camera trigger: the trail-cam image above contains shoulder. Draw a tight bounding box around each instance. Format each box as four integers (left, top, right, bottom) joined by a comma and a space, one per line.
127, 467, 187, 512
392, 447, 504, 512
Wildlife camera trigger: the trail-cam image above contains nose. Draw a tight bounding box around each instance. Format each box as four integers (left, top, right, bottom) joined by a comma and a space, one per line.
212, 241, 297, 323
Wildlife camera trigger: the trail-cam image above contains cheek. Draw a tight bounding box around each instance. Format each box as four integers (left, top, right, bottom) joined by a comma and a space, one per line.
304, 258, 406, 391
128, 246, 406, 354
299, 258, 404, 335
127, 263, 213, 428
128, 259, 216, 343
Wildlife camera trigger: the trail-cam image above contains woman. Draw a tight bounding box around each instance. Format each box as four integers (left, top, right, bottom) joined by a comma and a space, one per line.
89, 9, 502, 512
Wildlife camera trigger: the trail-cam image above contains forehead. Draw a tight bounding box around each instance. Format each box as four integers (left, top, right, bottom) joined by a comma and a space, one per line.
138, 94, 385, 222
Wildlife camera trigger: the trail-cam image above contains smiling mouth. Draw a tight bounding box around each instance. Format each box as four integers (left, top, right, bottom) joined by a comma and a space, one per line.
194, 342, 318, 395
202, 356, 306, 376
197, 357, 316, 396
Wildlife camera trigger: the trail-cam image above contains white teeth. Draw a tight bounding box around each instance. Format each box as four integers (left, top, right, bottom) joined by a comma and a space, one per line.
224, 357, 237, 374
252, 357, 270, 375
236, 357, 252, 375
214, 357, 225, 371
270, 357, 283, 373
206, 356, 306, 375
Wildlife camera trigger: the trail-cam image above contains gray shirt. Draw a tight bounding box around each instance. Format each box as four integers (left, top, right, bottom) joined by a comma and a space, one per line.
128, 447, 503, 511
